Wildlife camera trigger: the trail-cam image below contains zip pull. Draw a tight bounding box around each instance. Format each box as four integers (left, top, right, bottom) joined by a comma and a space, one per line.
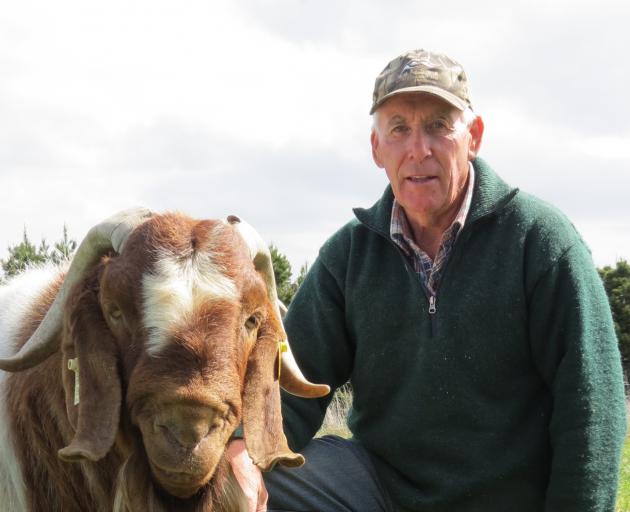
428, 295, 437, 314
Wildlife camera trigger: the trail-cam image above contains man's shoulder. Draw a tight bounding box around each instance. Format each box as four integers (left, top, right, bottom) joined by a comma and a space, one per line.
318, 185, 393, 255
473, 158, 583, 249
319, 217, 372, 258
507, 190, 581, 241
502, 189, 591, 272
473, 159, 594, 281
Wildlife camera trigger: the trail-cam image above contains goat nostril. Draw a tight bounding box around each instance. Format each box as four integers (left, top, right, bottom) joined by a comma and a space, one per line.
157, 423, 179, 446
155, 413, 221, 448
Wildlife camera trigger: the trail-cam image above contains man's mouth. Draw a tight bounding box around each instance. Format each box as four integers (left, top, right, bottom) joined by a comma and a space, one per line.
407, 176, 436, 183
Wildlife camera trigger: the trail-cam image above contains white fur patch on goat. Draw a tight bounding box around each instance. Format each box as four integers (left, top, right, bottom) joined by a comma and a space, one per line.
142, 248, 238, 356
0, 384, 28, 511
0, 265, 64, 356
0, 265, 61, 512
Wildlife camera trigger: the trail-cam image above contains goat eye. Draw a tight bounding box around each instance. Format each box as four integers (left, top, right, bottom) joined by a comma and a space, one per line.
244, 314, 260, 331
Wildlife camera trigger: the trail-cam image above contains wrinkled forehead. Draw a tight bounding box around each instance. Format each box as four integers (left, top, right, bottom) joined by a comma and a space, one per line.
137, 216, 253, 356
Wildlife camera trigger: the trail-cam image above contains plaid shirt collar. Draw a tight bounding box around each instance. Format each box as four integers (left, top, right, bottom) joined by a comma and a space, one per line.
390, 163, 475, 293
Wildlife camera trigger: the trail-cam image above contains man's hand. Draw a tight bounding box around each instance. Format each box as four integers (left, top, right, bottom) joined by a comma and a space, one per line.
226, 439, 268, 512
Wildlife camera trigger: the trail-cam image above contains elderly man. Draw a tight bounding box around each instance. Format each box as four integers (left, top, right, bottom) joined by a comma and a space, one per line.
231, 49, 627, 511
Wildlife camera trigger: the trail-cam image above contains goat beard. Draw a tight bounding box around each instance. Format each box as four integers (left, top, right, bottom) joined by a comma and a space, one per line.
113, 450, 247, 512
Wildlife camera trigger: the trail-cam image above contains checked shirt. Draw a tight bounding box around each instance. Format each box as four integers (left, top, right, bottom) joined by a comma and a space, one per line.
390, 165, 475, 296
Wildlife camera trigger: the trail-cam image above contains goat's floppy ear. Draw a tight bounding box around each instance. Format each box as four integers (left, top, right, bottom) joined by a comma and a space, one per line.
58, 268, 122, 463
242, 310, 304, 471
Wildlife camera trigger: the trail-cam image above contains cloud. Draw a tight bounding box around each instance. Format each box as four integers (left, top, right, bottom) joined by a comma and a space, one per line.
572, 134, 630, 161
1, 0, 628, 274
470, 2, 630, 134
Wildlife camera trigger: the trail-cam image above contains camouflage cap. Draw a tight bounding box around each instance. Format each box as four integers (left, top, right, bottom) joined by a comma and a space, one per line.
370, 49, 472, 114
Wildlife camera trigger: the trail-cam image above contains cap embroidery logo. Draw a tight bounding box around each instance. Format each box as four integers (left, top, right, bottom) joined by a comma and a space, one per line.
401, 61, 418, 75
400, 57, 438, 83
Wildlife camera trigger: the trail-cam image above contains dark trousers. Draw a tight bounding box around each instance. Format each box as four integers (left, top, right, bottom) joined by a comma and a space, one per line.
264, 435, 394, 512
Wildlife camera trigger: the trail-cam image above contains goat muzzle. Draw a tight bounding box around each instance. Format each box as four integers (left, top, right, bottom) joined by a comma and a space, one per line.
150, 462, 211, 499
137, 403, 232, 499
154, 405, 224, 449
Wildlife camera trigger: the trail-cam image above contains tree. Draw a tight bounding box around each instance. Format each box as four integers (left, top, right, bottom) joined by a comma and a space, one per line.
1, 229, 50, 279
295, 262, 309, 289
1, 226, 77, 282
50, 225, 77, 265
269, 244, 295, 305
598, 260, 630, 382
269, 246, 311, 306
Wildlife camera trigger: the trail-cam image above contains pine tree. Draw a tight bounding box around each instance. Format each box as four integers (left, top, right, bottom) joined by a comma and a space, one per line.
1, 229, 50, 278
1, 226, 77, 282
295, 262, 309, 289
269, 244, 295, 305
598, 260, 630, 384
50, 225, 77, 265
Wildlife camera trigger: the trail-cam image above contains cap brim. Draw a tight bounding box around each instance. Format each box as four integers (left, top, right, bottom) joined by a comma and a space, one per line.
370, 85, 469, 114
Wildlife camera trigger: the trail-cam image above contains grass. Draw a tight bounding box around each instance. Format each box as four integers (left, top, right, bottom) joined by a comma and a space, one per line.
317, 385, 352, 438
618, 433, 630, 511
617, 402, 630, 512
318, 389, 630, 510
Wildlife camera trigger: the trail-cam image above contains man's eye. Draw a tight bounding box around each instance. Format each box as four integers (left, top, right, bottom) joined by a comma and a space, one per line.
392, 125, 409, 134
426, 120, 451, 134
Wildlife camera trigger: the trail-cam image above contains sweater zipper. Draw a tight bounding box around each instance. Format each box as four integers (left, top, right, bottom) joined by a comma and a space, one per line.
428, 294, 437, 337
389, 242, 439, 335
424, 219, 477, 331
356, 184, 518, 338
428, 295, 437, 314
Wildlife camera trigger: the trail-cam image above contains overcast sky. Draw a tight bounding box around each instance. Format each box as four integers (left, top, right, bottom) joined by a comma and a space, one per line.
1, 0, 629, 275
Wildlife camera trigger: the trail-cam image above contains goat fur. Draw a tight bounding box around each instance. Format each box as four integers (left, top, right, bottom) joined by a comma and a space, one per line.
0, 213, 309, 511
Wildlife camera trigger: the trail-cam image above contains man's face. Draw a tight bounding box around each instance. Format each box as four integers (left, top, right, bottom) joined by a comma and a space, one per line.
371, 93, 483, 230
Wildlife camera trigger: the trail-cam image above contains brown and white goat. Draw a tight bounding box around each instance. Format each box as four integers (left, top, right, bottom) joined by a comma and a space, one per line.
0, 211, 328, 511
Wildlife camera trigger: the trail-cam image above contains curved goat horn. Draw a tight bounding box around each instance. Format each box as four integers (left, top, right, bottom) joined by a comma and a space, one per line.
229, 216, 330, 399
0, 207, 153, 372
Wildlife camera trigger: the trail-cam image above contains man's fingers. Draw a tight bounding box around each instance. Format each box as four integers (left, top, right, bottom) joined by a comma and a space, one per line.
226, 439, 268, 512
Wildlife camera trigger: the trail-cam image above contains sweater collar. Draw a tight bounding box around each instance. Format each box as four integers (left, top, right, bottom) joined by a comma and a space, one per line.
353, 157, 519, 237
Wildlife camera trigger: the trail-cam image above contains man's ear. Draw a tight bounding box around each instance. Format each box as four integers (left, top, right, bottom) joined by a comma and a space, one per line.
370, 129, 384, 168
468, 115, 484, 159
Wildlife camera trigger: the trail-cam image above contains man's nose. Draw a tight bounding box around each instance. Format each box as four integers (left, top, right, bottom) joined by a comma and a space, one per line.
407, 129, 431, 161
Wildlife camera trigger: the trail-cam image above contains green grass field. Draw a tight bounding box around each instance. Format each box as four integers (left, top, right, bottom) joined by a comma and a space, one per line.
618, 429, 630, 512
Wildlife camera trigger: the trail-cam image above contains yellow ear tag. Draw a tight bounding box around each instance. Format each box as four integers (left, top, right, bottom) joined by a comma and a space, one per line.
278, 340, 288, 380
67, 358, 80, 406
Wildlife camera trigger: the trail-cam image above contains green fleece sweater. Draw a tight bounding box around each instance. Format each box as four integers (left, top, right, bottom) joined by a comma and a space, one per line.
281, 158, 627, 511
